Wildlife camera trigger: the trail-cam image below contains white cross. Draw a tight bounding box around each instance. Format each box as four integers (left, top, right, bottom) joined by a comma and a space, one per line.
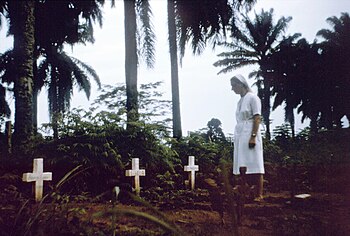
125, 158, 145, 195
184, 156, 199, 190
22, 158, 52, 202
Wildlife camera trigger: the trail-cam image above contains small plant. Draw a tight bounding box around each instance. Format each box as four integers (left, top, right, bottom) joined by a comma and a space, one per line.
92, 193, 186, 236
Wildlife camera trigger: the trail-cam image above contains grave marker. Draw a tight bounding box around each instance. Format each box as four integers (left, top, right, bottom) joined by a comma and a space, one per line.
125, 158, 145, 195
184, 156, 199, 190
236, 166, 250, 225
22, 158, 52, 202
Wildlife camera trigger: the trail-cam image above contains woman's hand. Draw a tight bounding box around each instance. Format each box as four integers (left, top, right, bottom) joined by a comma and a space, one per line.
249, 136, 256, 148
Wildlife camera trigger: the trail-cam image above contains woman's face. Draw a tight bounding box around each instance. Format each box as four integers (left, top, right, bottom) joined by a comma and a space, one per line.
231, 80, 244, 94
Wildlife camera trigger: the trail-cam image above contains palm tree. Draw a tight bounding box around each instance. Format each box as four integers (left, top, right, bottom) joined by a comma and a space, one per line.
7, 0, 36, 149
270, 37, 311, 137
175, 0, 242, 59
124, 0, 139, 131
166, 0, 256, 139
316, 12, 350, 128
32, 0, 109, 137
167, 0, 182, 139
123, 0, 155, 131
214, 8, 296, 139
1, 0, 111, 146
37, 48, 100, 139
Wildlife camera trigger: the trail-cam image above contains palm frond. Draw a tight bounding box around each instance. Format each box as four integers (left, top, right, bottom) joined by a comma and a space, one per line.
72, 69, 91, 99
214, 59, 258, 74
248, 70, 260, 79
325, 15, 342, 29
316, 29, 333, 41
79, 0, 104, 28
217, 49, 259, 58
177, 24, 188, 63
44, 49, 99, 116
70, 56, 101, 88
266, 15, 292, 49
0, 1, 8, 27
0, 50, 16, 84
0, 84, 11, 117
231, 19, 256, 50
136, 0, 156, 69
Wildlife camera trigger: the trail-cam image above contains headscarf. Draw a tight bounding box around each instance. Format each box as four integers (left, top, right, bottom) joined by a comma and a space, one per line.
231, 74, 252, 92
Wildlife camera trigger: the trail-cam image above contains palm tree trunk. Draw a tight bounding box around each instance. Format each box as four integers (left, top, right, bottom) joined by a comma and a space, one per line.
285, 105, 295, 138
5, 121, 12, 154
32, 89, 38, 135
167, 0, 182, 139
32, 61, 38, 135
124, 0, 139, 131
290, 115, 295, 138
9, 0, 35, 151
51, 70, 59, 140
310, 112, 318, 135
261, 71, 271, 140
259, 59, 272, 140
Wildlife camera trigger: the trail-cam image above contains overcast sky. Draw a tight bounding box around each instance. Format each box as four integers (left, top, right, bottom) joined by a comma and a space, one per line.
1, 0, 349, 136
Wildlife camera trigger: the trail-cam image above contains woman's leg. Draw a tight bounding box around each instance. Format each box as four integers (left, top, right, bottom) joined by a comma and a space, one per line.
257, 174, 264, 198
246, 174, 264, 198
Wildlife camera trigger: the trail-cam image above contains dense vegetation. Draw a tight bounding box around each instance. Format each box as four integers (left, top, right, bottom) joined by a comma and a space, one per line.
1, 81, 349, 187
0, 88, 349, 234
1, 1, 348, 146
0, 1, 349, 235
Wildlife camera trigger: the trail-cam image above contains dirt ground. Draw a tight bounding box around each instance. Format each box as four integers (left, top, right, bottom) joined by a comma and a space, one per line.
82, 164, 350, 236
86, 188, 350, 236
1, 163, 350, 235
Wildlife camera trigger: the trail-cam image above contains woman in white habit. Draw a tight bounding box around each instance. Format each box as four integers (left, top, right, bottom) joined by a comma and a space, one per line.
231, 74, 264, 200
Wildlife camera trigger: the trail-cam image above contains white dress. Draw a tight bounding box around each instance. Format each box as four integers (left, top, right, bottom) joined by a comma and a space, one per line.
233, 92, 264, 175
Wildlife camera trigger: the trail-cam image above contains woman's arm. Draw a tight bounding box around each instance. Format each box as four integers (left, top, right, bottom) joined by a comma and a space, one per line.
249, 114, 261, 148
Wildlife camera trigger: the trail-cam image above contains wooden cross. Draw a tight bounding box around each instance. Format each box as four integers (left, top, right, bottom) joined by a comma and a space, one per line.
22, 158, 52, 202
184, 156, 199, 190
114, 186, 120, 201
236, 166, 250, 225
125, 158, 145, 196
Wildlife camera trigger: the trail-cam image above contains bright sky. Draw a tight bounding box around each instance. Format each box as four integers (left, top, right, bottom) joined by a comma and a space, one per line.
1, 0, 349, 136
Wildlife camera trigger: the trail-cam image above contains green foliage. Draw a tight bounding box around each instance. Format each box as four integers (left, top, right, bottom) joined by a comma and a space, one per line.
34, 134, 123, 194
35, 82, 177, 193
154, 171, 182, 191
262, 139, 284, 164
0, 165, 92, 236
93, 193, 185, 236
2, 72, 349, 234
92, 82, 172, 130
171, 132, 232, 176
206, 118, 227, 143
268, 126, 350, 165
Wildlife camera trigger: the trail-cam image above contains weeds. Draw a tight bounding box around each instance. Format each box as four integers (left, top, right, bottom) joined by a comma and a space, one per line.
93, 193, 185, 236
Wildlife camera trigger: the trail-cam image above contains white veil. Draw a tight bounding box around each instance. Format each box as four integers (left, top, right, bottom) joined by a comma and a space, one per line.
231, 74, 253, 92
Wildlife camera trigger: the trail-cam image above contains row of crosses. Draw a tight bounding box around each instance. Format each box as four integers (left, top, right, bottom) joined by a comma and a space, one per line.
23, 156, 199, 202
